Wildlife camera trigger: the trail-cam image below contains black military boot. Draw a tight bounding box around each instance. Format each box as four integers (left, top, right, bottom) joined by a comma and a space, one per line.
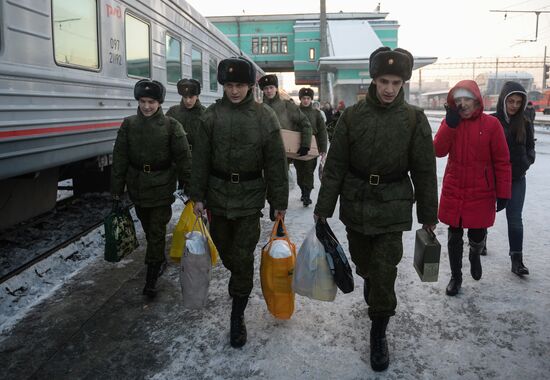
302, 189, 312, 207
230, 296, 249, 348
446, 229, 463, 296
143, 263, 161, 298
468, 238, 484, 281
511, 252, 529, 276
370, 317, 390, 372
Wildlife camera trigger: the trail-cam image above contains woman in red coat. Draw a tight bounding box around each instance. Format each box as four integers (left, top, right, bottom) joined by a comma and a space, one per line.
434, 80, 511, 296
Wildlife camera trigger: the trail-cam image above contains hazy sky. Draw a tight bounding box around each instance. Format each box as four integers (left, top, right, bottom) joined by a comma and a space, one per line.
186, 0, 550, 58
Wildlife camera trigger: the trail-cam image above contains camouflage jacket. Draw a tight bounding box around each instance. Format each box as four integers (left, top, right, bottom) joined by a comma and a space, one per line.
314, 84, 438, 234
299, 104, 329, 153
111, 107, 192, 207
264, 93, 312, 148
189, 91, 289, 218
166, 99, 205, 150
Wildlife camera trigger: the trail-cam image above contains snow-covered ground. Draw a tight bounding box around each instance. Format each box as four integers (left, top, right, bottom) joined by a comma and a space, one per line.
1, 119, 549, 379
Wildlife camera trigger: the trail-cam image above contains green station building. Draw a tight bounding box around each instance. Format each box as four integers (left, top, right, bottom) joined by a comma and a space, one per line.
208, 12, 436, 107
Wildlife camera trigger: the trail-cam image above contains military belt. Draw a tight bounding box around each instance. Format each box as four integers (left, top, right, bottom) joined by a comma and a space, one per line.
130, 161, 172, 173
349, 166, 407, 186
210, 168, 262, 184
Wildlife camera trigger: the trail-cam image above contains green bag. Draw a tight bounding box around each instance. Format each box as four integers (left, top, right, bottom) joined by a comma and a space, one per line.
104, 207, 139, 262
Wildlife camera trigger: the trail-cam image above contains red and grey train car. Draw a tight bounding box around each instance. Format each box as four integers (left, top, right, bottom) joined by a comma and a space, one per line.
0, 0, 262, 228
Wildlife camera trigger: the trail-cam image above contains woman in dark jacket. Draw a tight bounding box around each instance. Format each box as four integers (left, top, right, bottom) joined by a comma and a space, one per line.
492, 81, 536, 276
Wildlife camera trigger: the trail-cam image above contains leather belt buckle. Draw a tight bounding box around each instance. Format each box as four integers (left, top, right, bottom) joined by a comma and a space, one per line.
369, 174, 380, 185
231, 173, 240, 184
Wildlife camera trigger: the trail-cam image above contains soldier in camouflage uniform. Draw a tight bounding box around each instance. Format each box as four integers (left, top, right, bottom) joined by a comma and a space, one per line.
190, 58, 288, 348
111, 79, 192, 299
259, 74, 312, 212
166, 78, 205, 155
295, 87, 328, 206
314, 48, 438, 372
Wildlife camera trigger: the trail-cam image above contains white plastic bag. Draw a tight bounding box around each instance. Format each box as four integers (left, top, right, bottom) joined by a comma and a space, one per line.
292, 226, 337, 302
180, 221, 211, 309
268, 239, 293, 259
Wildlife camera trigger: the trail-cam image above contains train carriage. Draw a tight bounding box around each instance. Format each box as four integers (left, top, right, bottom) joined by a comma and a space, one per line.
0, 0, 262, 228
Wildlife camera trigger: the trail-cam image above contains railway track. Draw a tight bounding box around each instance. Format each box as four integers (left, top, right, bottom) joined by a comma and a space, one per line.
0, 193, 120, 284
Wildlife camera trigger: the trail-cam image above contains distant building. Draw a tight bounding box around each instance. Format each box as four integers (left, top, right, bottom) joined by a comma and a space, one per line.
209, 12, 436, 106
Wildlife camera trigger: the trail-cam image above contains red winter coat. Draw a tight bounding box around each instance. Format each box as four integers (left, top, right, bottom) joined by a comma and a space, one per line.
434, 80, 511, 228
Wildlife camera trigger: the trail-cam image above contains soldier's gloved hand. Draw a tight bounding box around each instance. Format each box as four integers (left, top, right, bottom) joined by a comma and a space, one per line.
496, 198, 508, 212
445, 104, 461, 128
297, 146, 310, 156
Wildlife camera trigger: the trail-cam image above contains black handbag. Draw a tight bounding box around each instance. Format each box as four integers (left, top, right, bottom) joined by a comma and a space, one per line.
315, 220, 354, 293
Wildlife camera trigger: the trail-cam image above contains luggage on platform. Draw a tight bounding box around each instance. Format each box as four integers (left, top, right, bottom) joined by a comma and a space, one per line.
104, 207, 139, 263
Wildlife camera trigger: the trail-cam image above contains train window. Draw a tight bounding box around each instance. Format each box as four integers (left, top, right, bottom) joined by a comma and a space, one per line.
261, 37, 269, 54
125, 14, 150, 78
209, 57, 218, 92
271, 37, 279, 54
166, 34, 181, 84
52, 0, 99, 69
280, 37, 288, 54
192, 48, 202, 86
251, 37, 259, 55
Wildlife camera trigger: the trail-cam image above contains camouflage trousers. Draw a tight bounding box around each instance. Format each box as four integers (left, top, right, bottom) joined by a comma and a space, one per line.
210, 213, 261, 297
135, 205, 172, 265
293, 157, 318, 192
346, 228, 403, 319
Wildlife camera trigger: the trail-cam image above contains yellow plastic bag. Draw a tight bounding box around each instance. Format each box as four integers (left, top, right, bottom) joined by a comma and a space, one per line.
169, 201, 218, 265
260, 217, 296, 319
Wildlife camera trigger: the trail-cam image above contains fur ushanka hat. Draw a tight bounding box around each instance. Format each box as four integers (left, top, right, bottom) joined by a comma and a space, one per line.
258, 74, 278, 89
369, 47, 414, 81
299, 87, 314, 99
134, 79, 166, 103
217, 57, 256, 85
177, 78, 201, 96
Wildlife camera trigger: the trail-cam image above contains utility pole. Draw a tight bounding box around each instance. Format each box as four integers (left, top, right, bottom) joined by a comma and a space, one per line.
319, 0, 329, 103
490, 9, 550, 42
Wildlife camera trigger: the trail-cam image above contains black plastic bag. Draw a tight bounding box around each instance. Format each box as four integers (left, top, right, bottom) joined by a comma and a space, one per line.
315, 220, 354, 293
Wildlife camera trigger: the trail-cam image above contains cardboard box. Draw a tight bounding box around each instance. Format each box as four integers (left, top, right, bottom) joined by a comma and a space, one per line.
280, 129, 319, 161
413, 228, 441, 282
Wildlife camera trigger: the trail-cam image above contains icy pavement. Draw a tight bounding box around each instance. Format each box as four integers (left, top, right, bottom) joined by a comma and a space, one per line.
1, 120, 549, 379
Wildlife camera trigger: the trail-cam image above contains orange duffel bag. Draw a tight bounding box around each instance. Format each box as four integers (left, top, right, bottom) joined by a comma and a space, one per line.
260, 216, 296, 319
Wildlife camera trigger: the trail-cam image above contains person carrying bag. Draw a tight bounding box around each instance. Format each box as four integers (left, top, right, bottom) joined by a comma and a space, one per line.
260, 216, 296, 319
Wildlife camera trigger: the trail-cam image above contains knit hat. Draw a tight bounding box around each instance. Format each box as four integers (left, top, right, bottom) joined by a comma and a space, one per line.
134, 79, 166, 103
217, 57, 256, 85
299, 87, 314, 99
453, 88, 476, 100
369, 47, 414, 81
258, 74, 278, 89
177, 78, 201, 96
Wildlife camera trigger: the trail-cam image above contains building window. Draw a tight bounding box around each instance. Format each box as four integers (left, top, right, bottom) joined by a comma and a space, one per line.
52, 0, 99, 69
271, 37, 279, 54
165, 34, 181, 83
252, 37, 259, 55
261, 37, 269, 54
125, 14, 150, 77
280, 37, 288, 54
192, 47, 202, 86
209, 56, 218, 92
309, 47, 316, 61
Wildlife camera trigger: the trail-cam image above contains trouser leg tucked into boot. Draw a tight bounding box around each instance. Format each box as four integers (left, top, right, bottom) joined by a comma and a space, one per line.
363, 277, 370, 305
230, 296, 249, 348
302, 189, 312, 207
511, 251, 529, 276
468, 236, 485, 281
370, 317, 390, 372
446, 228, 463, 296
143, 263, 161, 298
